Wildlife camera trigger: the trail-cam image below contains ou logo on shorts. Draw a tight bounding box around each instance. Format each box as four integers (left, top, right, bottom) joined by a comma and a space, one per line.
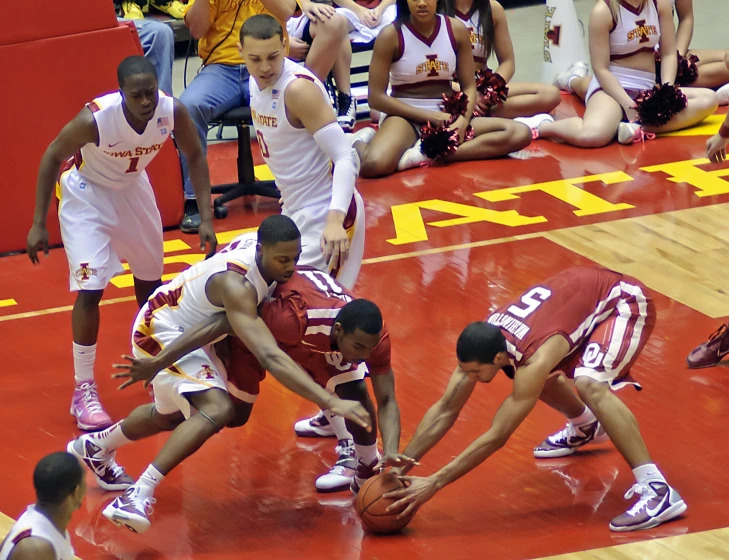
582, 343, 605, 369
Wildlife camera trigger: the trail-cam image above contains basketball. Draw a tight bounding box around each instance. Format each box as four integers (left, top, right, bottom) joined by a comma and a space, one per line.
355, 473, 414, 534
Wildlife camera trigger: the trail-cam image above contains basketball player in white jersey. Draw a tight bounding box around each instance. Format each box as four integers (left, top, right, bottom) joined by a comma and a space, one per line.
0, 452, 85, 560
66, 216, 371, 534
240, 15, 363, 291
26, 56, 218, 433
238, 15, 368, 486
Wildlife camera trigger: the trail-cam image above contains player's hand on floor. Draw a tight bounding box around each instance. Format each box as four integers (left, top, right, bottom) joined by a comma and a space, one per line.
198, 221, 218, 259
707, 134, 728, 163
320, 223, 350, 269
377, 454, 420, 470
383, 475, 438, 519
328, 399, 372, 432
26, 224, 49, 264
112, 355, 163, 390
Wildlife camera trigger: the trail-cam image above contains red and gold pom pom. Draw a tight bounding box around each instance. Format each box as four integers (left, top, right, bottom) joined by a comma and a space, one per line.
635, 83, 687, 127
419, 122, 460, 161
676, 53, 700, 86
440, 90, 469, 118
475, 68, 509, 110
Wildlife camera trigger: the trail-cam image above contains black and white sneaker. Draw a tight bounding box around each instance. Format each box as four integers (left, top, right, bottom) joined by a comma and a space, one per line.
337, 92, 357, 133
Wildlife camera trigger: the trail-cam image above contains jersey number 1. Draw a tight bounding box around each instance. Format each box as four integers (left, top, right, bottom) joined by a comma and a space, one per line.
507, 287, 552, 318
125, 157, 140, 173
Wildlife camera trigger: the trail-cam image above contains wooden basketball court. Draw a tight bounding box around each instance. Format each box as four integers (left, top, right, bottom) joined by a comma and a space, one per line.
1, 96, 728, 558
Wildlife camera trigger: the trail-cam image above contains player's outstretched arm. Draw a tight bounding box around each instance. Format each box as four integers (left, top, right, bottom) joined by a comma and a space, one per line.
173, 99, 217, 257
113, 313, 232, 390
371, 369, 415, 468
214, 272, 372, 431
27, 107, 98, 264
285, 78, 359, 267
399, 367, 477, 471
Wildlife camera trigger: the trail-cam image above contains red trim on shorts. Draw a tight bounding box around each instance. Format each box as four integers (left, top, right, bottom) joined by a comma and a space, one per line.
444, 16, 458, 53
133, 331, 183, 375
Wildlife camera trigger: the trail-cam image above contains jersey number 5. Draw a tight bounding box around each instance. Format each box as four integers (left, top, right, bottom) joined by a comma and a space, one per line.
256, 131, 270, 158
507, 287, 552, 318
125, 156, 140, 173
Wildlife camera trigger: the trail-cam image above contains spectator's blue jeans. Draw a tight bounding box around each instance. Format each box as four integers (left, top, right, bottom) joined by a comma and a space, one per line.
179, 64, 250, 199
120, 18, 175, 96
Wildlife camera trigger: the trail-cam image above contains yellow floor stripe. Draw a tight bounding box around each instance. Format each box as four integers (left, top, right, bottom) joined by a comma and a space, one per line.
0, 299, 17, 308
659, 113, 725, 137
254, 164, 275, 181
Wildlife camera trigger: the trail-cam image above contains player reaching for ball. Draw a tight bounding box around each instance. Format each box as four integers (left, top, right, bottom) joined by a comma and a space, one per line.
112, 265, 416, 493
385, 266, 687, 533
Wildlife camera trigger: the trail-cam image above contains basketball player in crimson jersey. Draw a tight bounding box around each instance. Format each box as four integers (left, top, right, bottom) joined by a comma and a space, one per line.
240, 14, 369, 484
26, 56, 217, 433
386, 267, 687, 532
112, 265, 415, 493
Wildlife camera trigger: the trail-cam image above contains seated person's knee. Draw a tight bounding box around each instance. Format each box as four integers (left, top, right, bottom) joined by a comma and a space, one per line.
226, 403, 253, 428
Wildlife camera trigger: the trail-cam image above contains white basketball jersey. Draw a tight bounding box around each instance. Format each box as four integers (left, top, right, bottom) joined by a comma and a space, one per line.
250, 60, 336, 215
608, 0, 660, 61
390, 15, 458, 90
76, 91, 174, 191
0, 506, 74, 560
455, 8, 488, 65
136, 235, 274, 336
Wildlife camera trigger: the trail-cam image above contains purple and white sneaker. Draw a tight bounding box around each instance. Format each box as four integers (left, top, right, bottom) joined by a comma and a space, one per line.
71, 381, 112, 431
294, 411, 336, 438
610, 481, 687, 532
67, 436, 133, 491
534, 420, 608, 458
103, 486, 156, 534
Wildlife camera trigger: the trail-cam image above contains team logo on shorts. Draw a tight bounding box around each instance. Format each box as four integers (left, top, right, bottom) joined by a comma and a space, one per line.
195, 364, 217, 380
74, 263, 98, 282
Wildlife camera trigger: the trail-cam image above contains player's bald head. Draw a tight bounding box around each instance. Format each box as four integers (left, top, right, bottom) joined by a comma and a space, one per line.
117, 55, 157, 89
457, 322, 506, 365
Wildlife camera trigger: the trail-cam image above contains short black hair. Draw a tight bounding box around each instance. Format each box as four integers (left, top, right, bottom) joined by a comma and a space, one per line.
240, 14, 284, 45
257, 214, 300, 246
456, 322, 506, 364
117, 55, 157, 89
335, 299, 383, 335
33, 452, 84, 506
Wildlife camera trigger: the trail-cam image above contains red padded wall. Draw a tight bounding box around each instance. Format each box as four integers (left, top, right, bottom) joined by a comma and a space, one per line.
0, 0, 118, 46
0, 24, 183, 254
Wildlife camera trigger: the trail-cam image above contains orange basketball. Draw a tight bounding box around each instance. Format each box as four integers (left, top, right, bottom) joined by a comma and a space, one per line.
355, 472, 414, 534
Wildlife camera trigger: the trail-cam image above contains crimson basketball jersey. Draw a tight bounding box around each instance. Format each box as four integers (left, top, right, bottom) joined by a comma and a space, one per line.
261, 267, 392, 379
486, 267, 648, 373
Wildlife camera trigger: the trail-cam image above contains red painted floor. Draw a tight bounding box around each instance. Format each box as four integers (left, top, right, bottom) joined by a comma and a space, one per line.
1, 98, 729, 559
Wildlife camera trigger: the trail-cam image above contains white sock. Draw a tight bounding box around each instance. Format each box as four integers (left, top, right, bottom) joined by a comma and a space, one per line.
354, 443, 379, 467
566, 75, 578, 93
325, 411, 353, 441
73, 342, 96, 384
568, 406, 597, 428
633, 463, 666, 485
136, 465, 165, 497
91, 422, 132, 453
